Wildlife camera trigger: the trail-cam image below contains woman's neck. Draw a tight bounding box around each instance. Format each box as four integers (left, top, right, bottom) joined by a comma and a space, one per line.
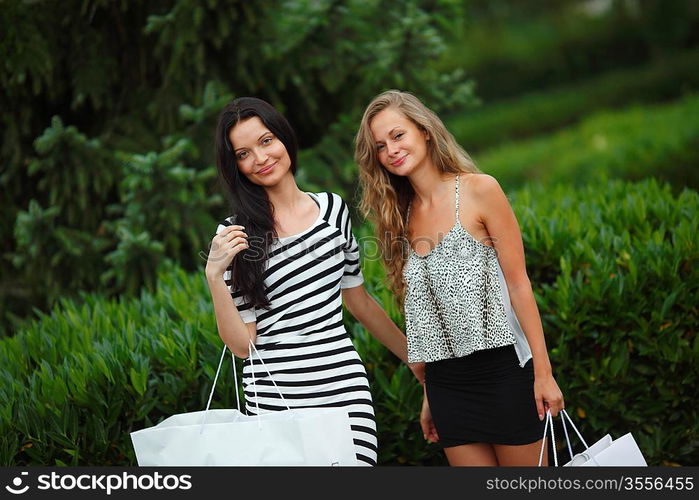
408, 166, 455, 208
264, 173, 307, 214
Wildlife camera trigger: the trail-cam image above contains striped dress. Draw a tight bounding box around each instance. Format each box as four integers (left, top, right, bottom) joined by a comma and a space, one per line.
216, 192, 378, 466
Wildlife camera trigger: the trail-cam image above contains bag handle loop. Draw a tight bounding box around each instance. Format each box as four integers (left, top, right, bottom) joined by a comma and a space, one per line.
538, 409, 590, 466
247, 339, 291, 412
199, 341, 291, 432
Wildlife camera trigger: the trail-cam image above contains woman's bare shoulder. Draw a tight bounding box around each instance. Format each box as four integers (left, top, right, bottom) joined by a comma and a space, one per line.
460, 172, 502, 198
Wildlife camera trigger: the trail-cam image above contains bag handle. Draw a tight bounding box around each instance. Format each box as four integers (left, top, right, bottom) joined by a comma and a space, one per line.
538, 409, 590, 466
199, 345, 239, 433
204, 344, 240, 412
538, 409, 558, 466
247, 339, 291, 412
198, 341, 291, 432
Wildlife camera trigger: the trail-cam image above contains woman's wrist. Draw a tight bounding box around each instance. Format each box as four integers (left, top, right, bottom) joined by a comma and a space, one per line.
205, 270, 225, 284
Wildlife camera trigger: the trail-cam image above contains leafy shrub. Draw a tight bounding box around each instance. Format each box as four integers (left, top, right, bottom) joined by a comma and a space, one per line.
0, 260, 231, 466
438, 1, 699, 99
4, 90, 226, 338
2, 179, 696, 466
445, 49, 699, 152
476, 94, 699, 192
518, 179, 697, 466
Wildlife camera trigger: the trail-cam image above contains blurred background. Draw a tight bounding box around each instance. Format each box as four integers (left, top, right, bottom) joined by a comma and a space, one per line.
1, 0, 697, 466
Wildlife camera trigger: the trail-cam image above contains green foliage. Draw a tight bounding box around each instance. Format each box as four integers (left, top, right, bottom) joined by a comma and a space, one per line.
5, 94, 225, 337
1, 0, 475, 337
101, 138, 220, 295
1, 0, 473, 168
438, 0, 699, 99
0, 261, 235, 466
6, 118, 119, 336
511, 179, 698, 466
445, 49, 699, 152
2, 179, 695, 466
476, 94, 699, 192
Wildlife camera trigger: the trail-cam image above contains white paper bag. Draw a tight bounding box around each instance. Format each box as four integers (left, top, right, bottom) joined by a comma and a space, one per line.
564, 433, 647, 467
563, 434, 612, 466
130, 343, 357, 466
130, 407, 357, 466
539, 409, 647, 467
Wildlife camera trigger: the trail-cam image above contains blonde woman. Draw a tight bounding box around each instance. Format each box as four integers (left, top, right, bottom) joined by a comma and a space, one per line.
355, 90, 564, 466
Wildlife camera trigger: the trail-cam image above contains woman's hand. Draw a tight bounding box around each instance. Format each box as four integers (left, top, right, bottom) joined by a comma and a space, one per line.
205, 225, 248, 280
420, 390, 439, 443
409, 362, 425, 385
534, 373, 564, 420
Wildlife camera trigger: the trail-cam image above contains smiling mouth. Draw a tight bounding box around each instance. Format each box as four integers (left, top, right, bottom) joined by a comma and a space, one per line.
257, 162, 277, 175
391, 155, 407, 167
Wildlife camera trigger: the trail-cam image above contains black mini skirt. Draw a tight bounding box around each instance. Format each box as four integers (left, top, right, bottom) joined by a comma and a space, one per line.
425, 344, 545, 448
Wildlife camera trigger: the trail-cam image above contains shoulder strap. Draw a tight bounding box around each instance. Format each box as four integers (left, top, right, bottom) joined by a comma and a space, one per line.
455, 174, 460, 219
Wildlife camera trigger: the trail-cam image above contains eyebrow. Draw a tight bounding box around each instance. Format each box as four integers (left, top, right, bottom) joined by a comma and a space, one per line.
375, 127, 403, 142
234, 132, 272, 152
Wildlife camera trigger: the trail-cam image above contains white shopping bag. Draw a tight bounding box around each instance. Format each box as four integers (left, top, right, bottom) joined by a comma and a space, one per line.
539, 409, 647, 467
563, 434, 612, 466
130, 342, 357, 466
564, 433, 647, 467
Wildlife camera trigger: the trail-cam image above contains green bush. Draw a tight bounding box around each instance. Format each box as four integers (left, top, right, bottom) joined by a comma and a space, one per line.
475, 94, 699, 191
2, 179, 696, 466
515, 179, 698, 466
439, 1, 699, 99
445, 49, 699, 152
3, 88, 227, 338
0, 260, 236, 466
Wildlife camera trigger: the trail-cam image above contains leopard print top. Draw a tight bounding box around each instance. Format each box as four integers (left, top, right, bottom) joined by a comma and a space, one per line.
403, 175, 531, 364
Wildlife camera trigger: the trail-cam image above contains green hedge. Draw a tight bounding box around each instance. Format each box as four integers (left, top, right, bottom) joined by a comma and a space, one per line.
438, 2, 699, 99
446, 49, 699, 152
1, 179, 696, 466
515, 179, 698, 466
476, 94, 699, 192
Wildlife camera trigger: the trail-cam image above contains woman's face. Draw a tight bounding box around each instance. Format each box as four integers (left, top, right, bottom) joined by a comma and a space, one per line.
229, 116, 292, 186
369, 107, 430, 177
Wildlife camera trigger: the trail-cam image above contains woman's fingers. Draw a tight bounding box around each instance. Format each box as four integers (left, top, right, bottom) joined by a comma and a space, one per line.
220, 225, 247, 243
535, 395, 545, 421
549, 397, 564, 417
227, 237, 249, 256
420, 396, 439, 442
206, 226, 249, 277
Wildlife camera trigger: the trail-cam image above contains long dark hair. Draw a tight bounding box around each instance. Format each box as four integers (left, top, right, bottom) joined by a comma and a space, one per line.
214, 97, 298, 309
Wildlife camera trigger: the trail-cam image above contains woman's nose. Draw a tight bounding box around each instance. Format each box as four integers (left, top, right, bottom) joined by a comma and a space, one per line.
252, 148, 268, 164
388, 143, 401, 156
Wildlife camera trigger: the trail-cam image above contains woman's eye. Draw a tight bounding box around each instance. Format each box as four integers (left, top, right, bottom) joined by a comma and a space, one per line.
376, 144, 385, 151
395, 133, 404, 140
237, 151, 248, 160
262, 137, 273, 145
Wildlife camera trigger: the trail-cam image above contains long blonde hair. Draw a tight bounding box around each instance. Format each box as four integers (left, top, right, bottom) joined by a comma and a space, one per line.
355, 90, 480, 301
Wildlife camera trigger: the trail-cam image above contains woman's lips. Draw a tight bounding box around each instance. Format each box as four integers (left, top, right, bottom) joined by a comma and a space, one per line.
391, 155, 407, 167
257, 162, 276, 175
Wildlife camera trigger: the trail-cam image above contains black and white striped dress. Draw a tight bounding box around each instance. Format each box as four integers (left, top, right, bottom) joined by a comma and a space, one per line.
216, 192, 377, 466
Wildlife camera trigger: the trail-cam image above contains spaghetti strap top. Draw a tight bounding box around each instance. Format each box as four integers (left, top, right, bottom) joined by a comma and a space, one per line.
403, 174, 533, 365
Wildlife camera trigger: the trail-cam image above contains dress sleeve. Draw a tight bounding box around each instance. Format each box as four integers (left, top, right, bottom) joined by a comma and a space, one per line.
333, 196, 365, 289
216, 220, 256, 323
